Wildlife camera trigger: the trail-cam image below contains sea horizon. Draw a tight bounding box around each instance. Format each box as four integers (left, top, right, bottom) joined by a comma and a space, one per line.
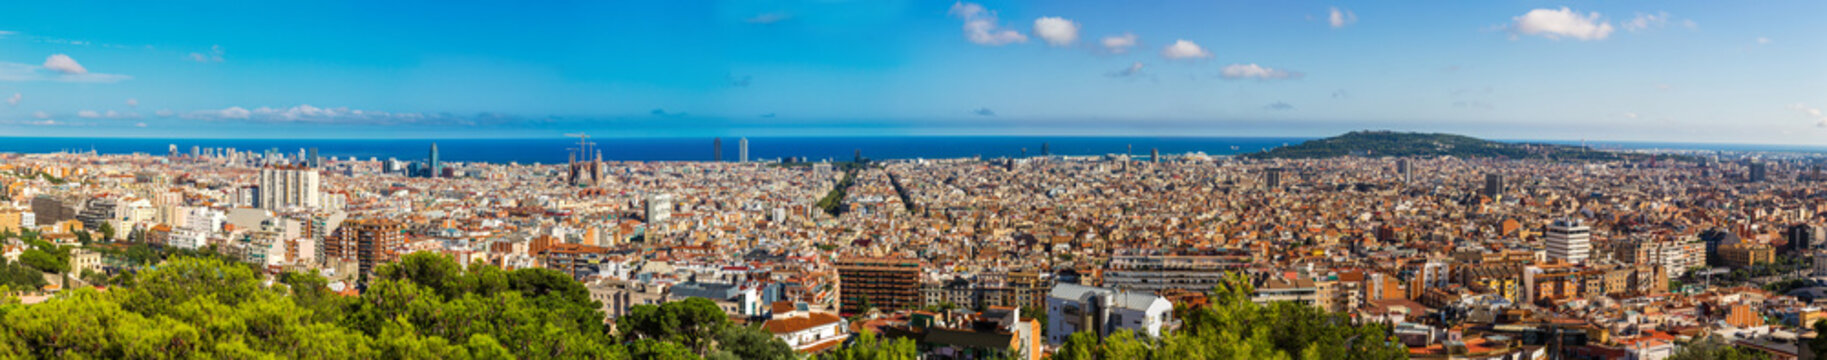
3, 135, 1826, 164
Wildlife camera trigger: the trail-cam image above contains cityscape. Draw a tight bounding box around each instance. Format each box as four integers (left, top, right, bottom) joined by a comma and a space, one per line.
1, 1, 1825, 360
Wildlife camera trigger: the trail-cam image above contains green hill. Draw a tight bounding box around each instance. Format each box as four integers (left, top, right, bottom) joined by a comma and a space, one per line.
1245, 131, 1682, 161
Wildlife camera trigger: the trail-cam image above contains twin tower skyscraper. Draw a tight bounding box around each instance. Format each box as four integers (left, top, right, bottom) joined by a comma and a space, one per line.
710, 137, 749, 163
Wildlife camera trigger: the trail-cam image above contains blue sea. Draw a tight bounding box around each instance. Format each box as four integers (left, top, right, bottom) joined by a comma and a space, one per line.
0, 136, 1311, 164
1, 136, 1822, 164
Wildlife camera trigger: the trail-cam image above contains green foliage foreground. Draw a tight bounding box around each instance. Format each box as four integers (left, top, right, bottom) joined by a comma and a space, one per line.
0, 251, 819, 360
0, 253, 623, 359
0, 253, 1409, 360
1054, 272, 1409, 360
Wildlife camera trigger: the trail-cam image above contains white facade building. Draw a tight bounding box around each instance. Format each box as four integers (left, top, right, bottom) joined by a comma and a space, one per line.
1046, 283, 1174, 345
646, 193, 673, 224
257, 166, 322, 211
170, 206, 225, 250
1546, 219, 1592, 264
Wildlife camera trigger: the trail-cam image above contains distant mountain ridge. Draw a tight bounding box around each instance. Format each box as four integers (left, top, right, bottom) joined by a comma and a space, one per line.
1245, 131, 1679, 161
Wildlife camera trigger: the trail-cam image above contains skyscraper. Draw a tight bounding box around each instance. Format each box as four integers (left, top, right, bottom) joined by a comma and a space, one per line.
1787, 224, 1820, 252
1265, 168, 1282, 189
713, 137, 723, 162
1546, 219, 1591, 264
1396, 159, 1410, 181
307, 147, 320, 168
1484, 173, 1504, 198
738, 137, 748, 163
1151, 148, 1161, 163
257, 165, 322, 210
1041, 142, 1049, 156
428, 142, 441, 178
1748, 162, 1768, 182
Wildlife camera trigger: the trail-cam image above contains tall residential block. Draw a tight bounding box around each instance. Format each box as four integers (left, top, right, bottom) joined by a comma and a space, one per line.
836, 257, 922, 315
257, 165, 321, 210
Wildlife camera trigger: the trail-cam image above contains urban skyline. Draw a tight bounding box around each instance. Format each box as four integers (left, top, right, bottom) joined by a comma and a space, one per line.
0, 1, 1821, 144
1, 2, 1826, 359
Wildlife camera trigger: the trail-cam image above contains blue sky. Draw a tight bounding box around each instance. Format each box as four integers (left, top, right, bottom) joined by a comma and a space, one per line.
0, 0, 1822, 143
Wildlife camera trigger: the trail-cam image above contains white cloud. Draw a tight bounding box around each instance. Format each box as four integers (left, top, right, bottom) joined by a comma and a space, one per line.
0, 31, 15, 38
0, 59, 130, 83
183, 104, 495, 126
1793, 103, 1827, 127
1508, 7, 1614, 41
950, 2, 1026, 46
212, 106, 252, 119
155, 109, 175, 117
188, 45, 225, 63
1220, 63, 1302, 80
1328, 7, 1357, 28
42, 54, 88, 74
75, 109, 138, 119
1101, 33, 1137, 53
1033, 17, 1080, 46
1623, 12, 1691, 32
1160, 39, 1211, 60
31, 111, 49, 119
1620, 112, 1639, 119
1623, 12, 1665, 31
5, 93, 17, 106
1756, 37, 1772, 45
134, 122, 146, 128
126, 98, 138, 107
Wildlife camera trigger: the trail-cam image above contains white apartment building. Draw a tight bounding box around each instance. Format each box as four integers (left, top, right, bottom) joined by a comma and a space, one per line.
1046, 283, 1174, 345
1546, 219, 1592, 264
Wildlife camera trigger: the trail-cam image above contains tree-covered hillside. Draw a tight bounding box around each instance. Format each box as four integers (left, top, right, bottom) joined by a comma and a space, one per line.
1245, 131, 1686, 162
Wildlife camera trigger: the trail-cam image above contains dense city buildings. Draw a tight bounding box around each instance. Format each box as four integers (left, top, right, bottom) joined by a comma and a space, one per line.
5, 137, 1827, 359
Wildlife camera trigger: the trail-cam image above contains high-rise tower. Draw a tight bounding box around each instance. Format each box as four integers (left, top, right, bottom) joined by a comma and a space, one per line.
1483, 173, 1504, 198
1396, 159, 1411, 182
428, 143, 441, 178
738, 137, 749, 163
713, 138, 723, 162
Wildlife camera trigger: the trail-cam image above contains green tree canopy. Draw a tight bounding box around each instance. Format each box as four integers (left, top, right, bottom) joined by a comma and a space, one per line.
1055, 271, 1408, 360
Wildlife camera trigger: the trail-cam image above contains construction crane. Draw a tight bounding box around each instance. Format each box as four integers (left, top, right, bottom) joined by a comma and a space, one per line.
565, 133, 596, 163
